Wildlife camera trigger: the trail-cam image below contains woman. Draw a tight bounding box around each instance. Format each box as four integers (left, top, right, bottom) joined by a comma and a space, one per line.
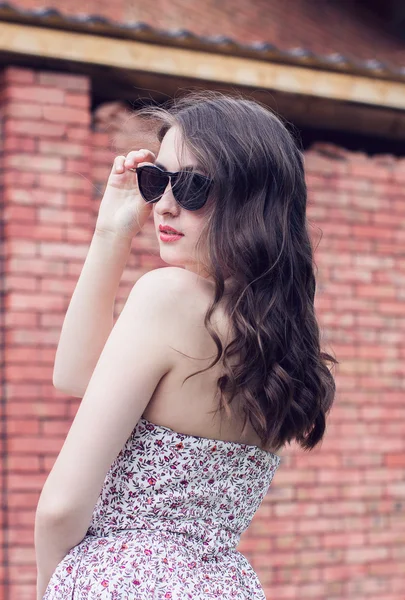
35, 90, 337, 599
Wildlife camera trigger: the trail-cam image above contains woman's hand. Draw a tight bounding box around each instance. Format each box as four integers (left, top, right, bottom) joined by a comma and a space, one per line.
95, 148, 157, 240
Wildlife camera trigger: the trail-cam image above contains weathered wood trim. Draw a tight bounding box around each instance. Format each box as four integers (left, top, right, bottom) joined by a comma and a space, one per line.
1, 21, 405, 109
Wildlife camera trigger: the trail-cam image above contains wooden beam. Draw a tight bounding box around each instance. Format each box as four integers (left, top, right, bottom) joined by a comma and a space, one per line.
1, 20, 405, 110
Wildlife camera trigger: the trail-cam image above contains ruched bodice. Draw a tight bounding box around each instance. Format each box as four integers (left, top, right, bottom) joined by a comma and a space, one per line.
43, 416, 281, 599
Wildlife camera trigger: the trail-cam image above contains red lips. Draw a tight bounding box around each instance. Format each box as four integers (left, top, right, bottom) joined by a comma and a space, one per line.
159, 224, 183, 235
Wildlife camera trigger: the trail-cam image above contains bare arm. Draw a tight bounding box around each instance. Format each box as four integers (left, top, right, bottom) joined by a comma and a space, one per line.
52, 230, 134, 396
36, 267, 179, 598
35, 512, 82, 600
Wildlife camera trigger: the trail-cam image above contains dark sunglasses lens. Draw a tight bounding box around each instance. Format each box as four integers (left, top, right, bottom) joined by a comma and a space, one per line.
137, 166, 168, 203
172, 172, 212, 211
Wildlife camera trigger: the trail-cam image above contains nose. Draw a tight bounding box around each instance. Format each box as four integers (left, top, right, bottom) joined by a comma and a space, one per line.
153, 179, 180, 214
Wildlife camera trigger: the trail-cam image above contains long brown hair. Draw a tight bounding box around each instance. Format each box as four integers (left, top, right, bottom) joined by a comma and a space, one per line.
136, 90, 338, 453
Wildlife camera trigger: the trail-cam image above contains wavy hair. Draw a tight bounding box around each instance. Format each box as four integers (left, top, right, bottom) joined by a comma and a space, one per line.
136, 90, 338, 453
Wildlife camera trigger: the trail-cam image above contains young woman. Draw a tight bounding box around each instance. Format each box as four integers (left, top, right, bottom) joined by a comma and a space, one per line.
35, 90, 337, 599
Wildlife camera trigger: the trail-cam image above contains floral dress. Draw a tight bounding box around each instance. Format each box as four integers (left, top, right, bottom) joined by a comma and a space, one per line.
42, 416, 281, 599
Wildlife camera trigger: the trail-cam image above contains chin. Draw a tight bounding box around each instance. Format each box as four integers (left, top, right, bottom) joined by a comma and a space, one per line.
159, 253, 186, 266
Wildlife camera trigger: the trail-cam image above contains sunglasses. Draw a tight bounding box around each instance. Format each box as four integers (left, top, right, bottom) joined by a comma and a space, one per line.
133, 164, 214, 211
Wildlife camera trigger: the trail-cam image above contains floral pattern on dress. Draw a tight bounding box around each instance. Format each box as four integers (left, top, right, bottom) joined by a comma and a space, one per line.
42, 416, 281, 599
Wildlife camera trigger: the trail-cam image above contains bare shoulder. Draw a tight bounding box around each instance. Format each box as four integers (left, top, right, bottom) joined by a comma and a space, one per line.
133, 267, 207, 326
136, 267, 208, 306
133, 268, 215, 371
136, 266, 196, 289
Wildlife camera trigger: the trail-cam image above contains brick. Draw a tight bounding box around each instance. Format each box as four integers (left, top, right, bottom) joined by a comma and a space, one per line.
346, 546, 389, 563
352, 224, 395, 241
8, 545, 36, 564
376, 241, 405, 255
38, 140, 86, 157
7, 257, 65, 277
5, 223, 65, 242
3, 205, 37, 222
5, 315, 39, 334
7, 419, 40, 436
92, 131, 110, 146
350, 162, 393, 180
40, 277, 76, 294
4, 102, 42, 119
6, 293, 66, 312
8, 436, 64, 454
333, 296, 380, 312
91, 148, 116, 163
3, 188, 36, 205
4, 118, 67, 138
8, 511, 37, 531
314, 221, 352, 238
10, 494, 39, 514
5, 153, 63, 172
320, 500, 366, 516
65, 227, 93, 243
38, 72, 90, 91
371, 211, 404, 227
7, 473, 47, 492
39, 172, 92, 192
19, 189, 65, 208
3, 170, 38, 187
390, 198, 405, 215
274, 502, 319, 518
65, 192, 91, 210
7, 326, 49, 345
38, 241, 88, 260
6, 400, 66, 419
304, 151, 349, 175
385, 454, 405, 467
43, 105, 90, 125
6, 346, 54, 362
3, 66, 36, 84
37, 207, 75, 225
355, 254, 395, 269
305, 173, 327, 189
40, 420, 70, 437
7, 527, 35, 548
332, 267, 372, 283
7, 455, 41, 472
378, 302, 405, 316
4, 85, 65, 104
355, 341, 398, 357
65, 158, 91, 174
3, 136, 37, 152
66, 126, 90, 141
335, 177, 372, 193
349, 193, 384, 210
5, 363, 54, 384
65, 92, 91, 108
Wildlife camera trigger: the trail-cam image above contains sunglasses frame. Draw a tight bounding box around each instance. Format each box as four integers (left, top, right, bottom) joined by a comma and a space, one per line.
133, 164, 213, 211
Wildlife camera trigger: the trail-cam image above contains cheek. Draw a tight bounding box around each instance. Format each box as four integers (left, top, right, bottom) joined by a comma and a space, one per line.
185, 216, 205, 238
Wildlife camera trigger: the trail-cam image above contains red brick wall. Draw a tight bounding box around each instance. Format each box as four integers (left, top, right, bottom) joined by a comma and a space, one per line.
1, 65, 94, 600
0, 65, 404, 600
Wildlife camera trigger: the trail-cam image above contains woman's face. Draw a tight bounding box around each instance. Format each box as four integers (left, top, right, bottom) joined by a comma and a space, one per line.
149, 126, 212, 280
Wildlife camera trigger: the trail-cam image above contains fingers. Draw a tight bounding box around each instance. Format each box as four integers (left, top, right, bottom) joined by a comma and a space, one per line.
113, 155, 127, 174
124, 149, 156, 171
113, 149, 156, 174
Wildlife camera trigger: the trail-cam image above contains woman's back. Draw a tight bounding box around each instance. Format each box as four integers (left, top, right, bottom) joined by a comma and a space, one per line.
142, 268, 283, 456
